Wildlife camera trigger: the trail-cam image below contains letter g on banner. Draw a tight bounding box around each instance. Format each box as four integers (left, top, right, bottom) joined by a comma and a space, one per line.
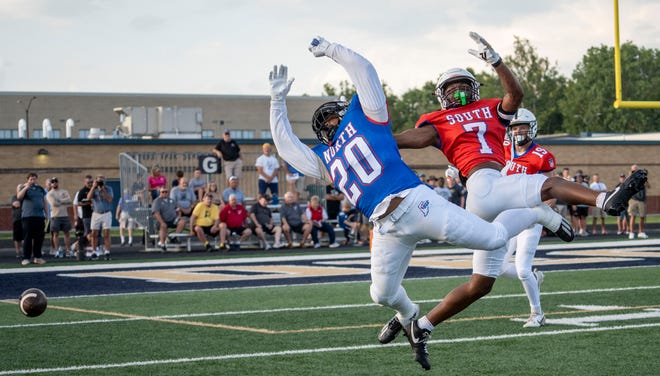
198, 155, 221, 174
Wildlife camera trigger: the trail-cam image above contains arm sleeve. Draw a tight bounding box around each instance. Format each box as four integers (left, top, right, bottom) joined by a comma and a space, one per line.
270, 101, 330, 180
326, 43, 388, 123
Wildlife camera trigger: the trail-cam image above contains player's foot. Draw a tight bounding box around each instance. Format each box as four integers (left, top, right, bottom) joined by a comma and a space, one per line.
523, 313, 546, 328
638, 232, 649, 239
378, 305, 419, 344
403, 320, 431, 370
602, 169, 647, 216
534, 204, 574, 242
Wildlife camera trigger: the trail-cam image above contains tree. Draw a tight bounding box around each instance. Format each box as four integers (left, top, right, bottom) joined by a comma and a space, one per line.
561, 42, 660, 134
505, 36, 567, 135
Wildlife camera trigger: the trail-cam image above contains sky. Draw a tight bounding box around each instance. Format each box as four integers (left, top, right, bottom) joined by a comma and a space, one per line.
0, 0, 658, 97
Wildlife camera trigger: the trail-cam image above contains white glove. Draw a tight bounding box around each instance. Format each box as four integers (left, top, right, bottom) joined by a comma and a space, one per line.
467, 31, 501, 67
269, 65, 295, 102
308, 36, 332, 57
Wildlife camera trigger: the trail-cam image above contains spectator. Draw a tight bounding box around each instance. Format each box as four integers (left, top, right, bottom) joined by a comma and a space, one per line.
16, 172, 47, 266
337, 201, 363, 245
434, 177, 451, 201
87, 175, 114, 260
190, 193, 220, 252
279, 191, 312, 248
326, 184, 344, 220
213, 130, 243, 185
11, 194, 23, 258
189, 168, 207, 201
148, 166, 167, 202
222, 176, 245, 205
116, 189, 138, 246
171, 170, 184, 188
132, 173, 148, 206
589, 173, 608, 235
46, 177, 73, 258
218, 194, 253, 250
616, 173, 630, 235
255, 142, 280, 202
249, 194, 283, 250
628, 164, 650, 239
305, 195, 340, 249
572, 173, 590, 236
284, 161, 305, 202
206, 181, 223, 206
445, 167, 465, 208
73, 175, 94, 253
170, 177, 197, 218
152, 187, 187, 251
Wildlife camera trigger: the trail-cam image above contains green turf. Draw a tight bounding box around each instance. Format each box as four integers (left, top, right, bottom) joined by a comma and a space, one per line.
1, 266, 659, 375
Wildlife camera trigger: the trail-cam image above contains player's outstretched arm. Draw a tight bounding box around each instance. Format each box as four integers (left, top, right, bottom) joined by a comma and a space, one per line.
268, 64, 329, 180
468, 31, 523, 113
309, 36, 387, 123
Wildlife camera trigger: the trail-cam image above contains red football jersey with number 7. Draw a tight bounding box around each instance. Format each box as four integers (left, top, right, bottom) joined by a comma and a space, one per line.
415, 98, 509, 176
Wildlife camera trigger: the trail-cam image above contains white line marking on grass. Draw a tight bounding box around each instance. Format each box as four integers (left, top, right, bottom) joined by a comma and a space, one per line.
1, 323, 658, 375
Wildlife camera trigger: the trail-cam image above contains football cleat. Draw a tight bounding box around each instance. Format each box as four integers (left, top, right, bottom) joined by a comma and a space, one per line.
602, 169, 647, 216
378, 316, 403, 344
534, 204, 574, 242
403, 320, 432, 370
523, 313, 546, 328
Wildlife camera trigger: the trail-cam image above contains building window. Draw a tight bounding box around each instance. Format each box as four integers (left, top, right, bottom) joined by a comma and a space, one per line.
0, 129, 19, 139
78, 129, 106, 138
202, 130, 214, 139
33, 129, 61, 139
260, 130, 272, 139
233, 129, 255, 139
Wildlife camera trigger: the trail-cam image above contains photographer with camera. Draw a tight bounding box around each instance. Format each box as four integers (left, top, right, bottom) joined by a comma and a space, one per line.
86, 175, 114, 260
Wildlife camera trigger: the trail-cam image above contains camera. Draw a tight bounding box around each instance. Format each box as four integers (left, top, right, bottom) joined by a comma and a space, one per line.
96, 180, 104, 187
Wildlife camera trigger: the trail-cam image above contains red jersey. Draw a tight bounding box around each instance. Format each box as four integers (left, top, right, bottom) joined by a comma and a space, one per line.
219, 204, 248, 228
503, 139, 556, 175
416, 98, 511, 176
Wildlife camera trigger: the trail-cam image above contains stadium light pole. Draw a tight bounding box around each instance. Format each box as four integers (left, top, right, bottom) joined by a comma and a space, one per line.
17, 96, 37, 139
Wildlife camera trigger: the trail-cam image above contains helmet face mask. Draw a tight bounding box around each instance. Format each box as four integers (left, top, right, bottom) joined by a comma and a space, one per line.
507, 108, 538, 146
312, 100, 348, 145
435, 68, 481, 109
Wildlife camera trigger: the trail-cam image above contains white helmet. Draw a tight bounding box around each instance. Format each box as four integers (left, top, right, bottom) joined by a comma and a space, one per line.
434, 68, 481, 109
507, 108, 538, 146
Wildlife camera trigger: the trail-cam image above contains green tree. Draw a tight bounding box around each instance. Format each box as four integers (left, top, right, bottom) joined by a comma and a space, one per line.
561, 42, 660, 134
505, 36, 567, 135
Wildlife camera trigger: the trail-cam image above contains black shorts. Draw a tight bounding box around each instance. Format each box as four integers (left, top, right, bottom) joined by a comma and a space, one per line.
13, 220, 24, 241
259, 224, 278, 235
199, 225, 217, 236
573, 206, 589, 217
288, 223, 306, 234
228, 226, 248, 236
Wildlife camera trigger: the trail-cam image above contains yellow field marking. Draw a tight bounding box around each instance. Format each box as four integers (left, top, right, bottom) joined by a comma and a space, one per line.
0, 299, 276, 334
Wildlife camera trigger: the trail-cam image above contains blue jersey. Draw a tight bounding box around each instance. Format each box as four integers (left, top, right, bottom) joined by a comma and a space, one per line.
312, 95, 420, 218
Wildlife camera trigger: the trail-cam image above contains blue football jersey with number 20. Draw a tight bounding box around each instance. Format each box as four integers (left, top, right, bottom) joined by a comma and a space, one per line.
312, 95, 420, 218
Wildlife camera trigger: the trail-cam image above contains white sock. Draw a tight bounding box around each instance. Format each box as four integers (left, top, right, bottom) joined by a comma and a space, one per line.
128, 237, 133, 243
596, 192, 606, 209
418, 315, 435, 331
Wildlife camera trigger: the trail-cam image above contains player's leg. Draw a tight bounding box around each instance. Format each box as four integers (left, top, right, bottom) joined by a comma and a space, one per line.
514, 225, 545, 327
499, 237, 518, 279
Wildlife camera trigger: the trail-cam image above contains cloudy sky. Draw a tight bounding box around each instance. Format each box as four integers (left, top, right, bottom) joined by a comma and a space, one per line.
0, 0, 657, 96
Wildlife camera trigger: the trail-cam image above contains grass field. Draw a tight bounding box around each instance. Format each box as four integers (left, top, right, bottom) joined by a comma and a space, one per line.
1, 265, 659, 375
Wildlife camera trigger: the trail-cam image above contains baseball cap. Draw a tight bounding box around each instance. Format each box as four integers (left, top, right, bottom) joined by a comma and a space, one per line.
619, 173, 626, 178
229, 176, 238, 181
417, 172, 426, 178
263, 142, 271, 148
50, 177, 58, 183
224, 130, 230, 135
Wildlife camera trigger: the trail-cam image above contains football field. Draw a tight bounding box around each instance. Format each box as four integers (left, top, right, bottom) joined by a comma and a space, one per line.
1, 239, 659, 375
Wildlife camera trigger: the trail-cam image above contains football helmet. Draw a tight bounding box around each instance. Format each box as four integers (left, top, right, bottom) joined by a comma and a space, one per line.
508, 108, 537, 146
312, 100, 349, 145
434, 68, 481, 109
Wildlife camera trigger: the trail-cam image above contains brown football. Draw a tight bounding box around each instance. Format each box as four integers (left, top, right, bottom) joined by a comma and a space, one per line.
19, 288, 48, 317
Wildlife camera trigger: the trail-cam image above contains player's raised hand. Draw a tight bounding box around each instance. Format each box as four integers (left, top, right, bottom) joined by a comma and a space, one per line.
308, 36, 332, 57
467, 31, 502, 67
269, 64, 295, 102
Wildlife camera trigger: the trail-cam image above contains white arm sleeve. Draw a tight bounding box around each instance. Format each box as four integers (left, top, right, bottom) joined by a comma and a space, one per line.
270, 101, 330, 181
326, 43, 388, 123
